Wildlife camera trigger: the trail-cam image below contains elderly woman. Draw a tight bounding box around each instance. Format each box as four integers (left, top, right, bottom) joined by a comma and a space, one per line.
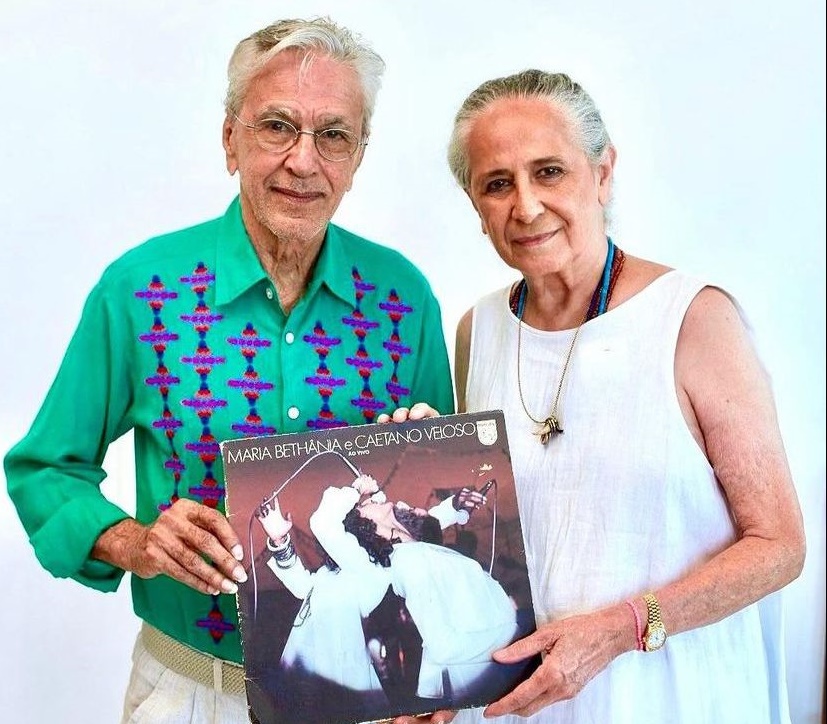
400, 69, 805, 724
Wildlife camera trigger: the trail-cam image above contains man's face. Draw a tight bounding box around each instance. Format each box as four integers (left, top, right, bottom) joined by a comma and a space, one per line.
223, 49, 365, 247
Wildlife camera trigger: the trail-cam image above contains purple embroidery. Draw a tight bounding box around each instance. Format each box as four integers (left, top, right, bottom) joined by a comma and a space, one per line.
380, 288, 413, 404
228, 323, 276, 436
304, 321, 348, 429
343, 267, 386, 423
179, 262, 227, 511
197, 595, 237, 644
136, 276, 183, 509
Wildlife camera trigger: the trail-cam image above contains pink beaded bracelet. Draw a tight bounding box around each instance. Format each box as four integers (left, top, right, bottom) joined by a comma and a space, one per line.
626, 600, 644, 651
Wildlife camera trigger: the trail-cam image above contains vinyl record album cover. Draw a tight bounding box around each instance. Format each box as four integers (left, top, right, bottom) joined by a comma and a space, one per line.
221, 410, 538, 724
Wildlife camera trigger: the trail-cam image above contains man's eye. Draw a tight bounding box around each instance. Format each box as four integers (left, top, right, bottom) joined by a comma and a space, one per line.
318, 128, 351, 142
260, 119, 293, 134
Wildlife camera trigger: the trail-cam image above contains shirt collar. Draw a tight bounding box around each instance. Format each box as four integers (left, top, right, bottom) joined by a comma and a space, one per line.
308, 222, 357, 306
213, 197, 269, 307
213, 196, 355, 308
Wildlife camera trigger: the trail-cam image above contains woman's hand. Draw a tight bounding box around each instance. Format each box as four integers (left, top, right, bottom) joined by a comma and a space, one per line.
484, 605, 633, 718
377, 402, 440, 423
255, 497, 293, 543
392, 710, 456, 724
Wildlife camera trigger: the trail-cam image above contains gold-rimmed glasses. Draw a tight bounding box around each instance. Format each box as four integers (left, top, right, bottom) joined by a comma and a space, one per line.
233, 114, 365, 162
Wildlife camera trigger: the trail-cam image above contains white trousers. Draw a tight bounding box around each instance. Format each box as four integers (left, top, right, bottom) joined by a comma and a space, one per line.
120, 634, 249, 724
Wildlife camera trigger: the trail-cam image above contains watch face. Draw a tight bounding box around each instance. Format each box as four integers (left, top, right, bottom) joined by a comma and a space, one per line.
645, 626, 666, 650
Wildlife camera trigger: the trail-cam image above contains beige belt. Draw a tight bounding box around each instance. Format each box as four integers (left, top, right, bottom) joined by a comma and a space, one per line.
141, 622, 247, 696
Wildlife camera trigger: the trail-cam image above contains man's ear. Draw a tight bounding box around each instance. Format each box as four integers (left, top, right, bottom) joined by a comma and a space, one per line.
345, 137, 368, 191
223, 115, 238, 175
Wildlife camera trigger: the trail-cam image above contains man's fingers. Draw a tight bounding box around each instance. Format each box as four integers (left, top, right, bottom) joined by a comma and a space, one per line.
143, 540, 232, 595
407, 402, 439, 420
149, 501, 247, 591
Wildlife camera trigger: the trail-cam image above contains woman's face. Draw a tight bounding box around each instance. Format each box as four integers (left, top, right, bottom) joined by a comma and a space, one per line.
464, 96, 614, 277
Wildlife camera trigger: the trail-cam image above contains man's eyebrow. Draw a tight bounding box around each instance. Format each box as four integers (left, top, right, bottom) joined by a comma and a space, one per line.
255, 105, 294, 120
254, 107, 355, 131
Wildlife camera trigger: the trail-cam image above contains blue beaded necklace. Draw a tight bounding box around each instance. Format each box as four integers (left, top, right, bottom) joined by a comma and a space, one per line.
514, 238, 624, 444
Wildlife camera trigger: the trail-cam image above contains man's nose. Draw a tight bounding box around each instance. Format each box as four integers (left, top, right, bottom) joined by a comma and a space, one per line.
283, 131, 319, 175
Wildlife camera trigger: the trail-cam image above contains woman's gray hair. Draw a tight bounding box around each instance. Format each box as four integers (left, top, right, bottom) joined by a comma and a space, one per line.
224, 17, 385, 137
447, 69, 612, 191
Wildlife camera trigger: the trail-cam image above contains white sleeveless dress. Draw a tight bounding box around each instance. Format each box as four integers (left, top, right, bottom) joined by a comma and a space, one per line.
456, 271, 790, 724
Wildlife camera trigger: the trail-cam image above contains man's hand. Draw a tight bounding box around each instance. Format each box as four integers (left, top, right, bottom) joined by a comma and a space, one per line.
92, 499, 247, 596
376, 402, 440, 423
352, 473, 380, 496
453, 487, 487, 514
255, 497, 293, 543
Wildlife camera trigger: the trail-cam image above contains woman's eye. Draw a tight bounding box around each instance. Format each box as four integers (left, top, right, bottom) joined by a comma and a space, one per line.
485, 178, 510, 193
538, 166, 563, 179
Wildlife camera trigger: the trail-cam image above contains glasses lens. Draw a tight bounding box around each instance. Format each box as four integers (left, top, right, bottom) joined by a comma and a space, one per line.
315, 128, 358, 161
254, 119, 298, 153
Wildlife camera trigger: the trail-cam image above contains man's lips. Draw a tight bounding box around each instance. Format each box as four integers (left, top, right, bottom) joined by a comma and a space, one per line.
271, 186, 325, 201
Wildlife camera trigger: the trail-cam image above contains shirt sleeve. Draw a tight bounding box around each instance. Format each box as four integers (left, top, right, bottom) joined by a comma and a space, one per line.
4, 276, 133, 591
309, 486, 385, 577
427, 496, 470, 528
266, 548, 313, 599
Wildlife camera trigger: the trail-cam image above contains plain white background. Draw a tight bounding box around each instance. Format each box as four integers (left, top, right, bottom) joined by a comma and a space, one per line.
1, 1, 823, 722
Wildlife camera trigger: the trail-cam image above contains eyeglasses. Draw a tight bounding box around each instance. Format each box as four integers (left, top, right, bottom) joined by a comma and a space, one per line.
233, 114, 366, 162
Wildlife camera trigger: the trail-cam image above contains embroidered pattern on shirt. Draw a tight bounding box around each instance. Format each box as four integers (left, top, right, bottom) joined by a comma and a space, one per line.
343, 266, 386, 423
135, 265, 236, 645
228, 322, 276, 436
179, 262, 235, 645
136, 276, 184, 510
197, 595, 236, 645
380, 288, 413, 405
304, 320, 347, 429
179, 262, 227, 510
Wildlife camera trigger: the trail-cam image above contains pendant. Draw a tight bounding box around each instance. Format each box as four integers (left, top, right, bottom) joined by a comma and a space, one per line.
536, 416, 563, 445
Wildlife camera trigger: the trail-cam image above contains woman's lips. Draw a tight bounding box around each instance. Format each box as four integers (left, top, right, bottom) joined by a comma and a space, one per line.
511, 229, 558, 246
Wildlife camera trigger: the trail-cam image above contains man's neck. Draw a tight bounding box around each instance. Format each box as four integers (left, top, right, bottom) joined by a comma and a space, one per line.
243, 210, 326, 315
254, 234, 323, 314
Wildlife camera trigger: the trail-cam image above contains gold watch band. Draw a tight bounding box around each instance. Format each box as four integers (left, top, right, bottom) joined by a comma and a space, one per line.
642, 592, 667, 651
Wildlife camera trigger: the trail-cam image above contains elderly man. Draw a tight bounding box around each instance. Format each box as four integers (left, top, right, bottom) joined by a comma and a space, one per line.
4, 17, 453, 723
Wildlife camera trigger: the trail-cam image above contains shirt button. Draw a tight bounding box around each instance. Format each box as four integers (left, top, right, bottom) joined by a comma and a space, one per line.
287, 406, 300, 420
285, 332, 295, 344
265, 287, 274, 300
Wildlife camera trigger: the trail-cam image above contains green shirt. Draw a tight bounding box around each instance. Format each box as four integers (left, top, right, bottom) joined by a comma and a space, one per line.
5, 197, 454, 663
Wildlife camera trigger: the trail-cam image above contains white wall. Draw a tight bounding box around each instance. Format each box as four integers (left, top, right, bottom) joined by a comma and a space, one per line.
1, 1, 823, 722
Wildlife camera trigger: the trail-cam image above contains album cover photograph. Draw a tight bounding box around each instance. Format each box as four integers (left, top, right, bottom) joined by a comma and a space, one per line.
221, 410, 538, 724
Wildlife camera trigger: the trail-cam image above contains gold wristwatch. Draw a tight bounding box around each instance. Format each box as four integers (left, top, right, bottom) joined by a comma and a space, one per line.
642, 592, 667, 651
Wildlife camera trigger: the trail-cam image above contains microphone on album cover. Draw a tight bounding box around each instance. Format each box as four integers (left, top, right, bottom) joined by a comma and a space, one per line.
478, 479, 496, 495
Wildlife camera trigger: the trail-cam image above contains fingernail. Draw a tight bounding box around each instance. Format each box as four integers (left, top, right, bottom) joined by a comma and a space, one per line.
231, 544, 244, 560
221, 579, 239, 594
233, 566, 247, 583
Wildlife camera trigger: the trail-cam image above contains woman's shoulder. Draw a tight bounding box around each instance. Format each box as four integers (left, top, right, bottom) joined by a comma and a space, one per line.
611, 255, 673, 305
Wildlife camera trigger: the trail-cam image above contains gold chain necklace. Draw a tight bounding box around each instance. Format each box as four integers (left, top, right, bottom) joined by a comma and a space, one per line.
513, 240, 624, 445
516, 310, 585, 444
